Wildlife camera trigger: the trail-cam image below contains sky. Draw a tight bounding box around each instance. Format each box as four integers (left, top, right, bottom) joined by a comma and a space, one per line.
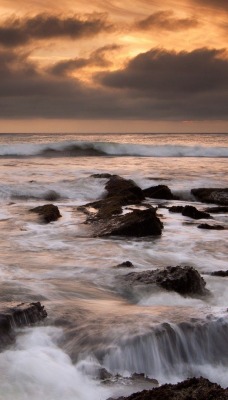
0, 0, 228, 133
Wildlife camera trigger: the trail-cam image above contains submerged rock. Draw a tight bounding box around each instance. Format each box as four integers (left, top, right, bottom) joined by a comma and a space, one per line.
191, 188, 228, 205
91, 173, 115, 179
43, 190, 61, 201
113, 261, 134, 269
110, 377, 228, 400
123, 266, 208, 296
204, 206, 228, 213
30, 204, 61, 223
0, 302, 47, 348
143, 184, 174, 200
169, 205, 184, 213
211, 270, 228, 277
198, 223, 225, 230
182, 205, 211, 220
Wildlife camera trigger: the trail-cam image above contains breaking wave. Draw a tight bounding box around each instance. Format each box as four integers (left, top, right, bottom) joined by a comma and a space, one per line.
0, 141, 227, 158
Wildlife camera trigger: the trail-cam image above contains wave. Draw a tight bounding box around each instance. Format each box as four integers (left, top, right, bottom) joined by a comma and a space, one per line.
0, 140, 227, 158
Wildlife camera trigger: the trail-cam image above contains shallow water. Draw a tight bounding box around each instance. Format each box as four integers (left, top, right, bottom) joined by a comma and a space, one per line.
0, 133, 227, 399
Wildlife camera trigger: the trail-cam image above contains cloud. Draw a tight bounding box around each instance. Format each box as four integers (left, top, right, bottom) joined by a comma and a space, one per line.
0, 13, 112, 47
97, 48, 228, 95
191, 0, 228, 11
48, 44, 121, 76
0, 47, 228, 120
135, 10, 198, 31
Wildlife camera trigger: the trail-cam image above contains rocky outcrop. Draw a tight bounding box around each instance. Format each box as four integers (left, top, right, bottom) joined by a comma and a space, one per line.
78, 176, 163, 237
143, 185, 174, 200
123, 266, 208, 296
94, 208, 163, 237
182, 205, 211, 220
0, 302, 47, 348
109, 377, 228, 400
191, 188, 228, 205
211, 270, 228, 277
198, 223, 225, 230
30, 204, 61, 223
105, 175, 144, 202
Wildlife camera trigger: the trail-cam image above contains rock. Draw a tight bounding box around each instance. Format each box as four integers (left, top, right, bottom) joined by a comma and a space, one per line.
143, 185, 174, 200
198, 223, 225, 230
0, 302, 47, 348
30, 204, 61, 223
91, 173, 115, 179
105, 176, 145, 202
169, 205, 184, 213
182, 205, 212, 220
110, 377, 228, 400
204, 206, 228, 213
94, 208, 163, 237
98, 368, 113, 381
191, 188, 228, 205
113, 261, 134, 268
211, 270, 228, 277
124, 266, 208, 296
43, 190, 61, 201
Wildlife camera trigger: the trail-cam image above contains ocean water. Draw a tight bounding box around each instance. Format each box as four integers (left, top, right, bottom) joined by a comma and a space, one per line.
0, 133, 227, 399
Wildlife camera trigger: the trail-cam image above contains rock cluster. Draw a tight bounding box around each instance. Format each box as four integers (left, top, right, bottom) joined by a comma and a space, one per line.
123, 265, 208, 296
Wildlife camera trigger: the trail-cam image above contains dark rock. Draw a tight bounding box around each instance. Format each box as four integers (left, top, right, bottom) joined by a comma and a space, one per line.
169, 205, 184, 213
30, 204, 61, 223
143, 185, 174, 200
124, 266, 208, 296
182, 205, 212, 220
198, 223, 225, 230
211, 270, 228, 277
98, 368, 113, 381
0, 302, 47, 348
91, 173, 115, 179
43, 190, 61, 201
204, 206, 228, 213
94, 208, 163, 237
111, 377, 228, 400
113, 261, 134, 268
105, 176, 144, 202
191, 188, 228, 205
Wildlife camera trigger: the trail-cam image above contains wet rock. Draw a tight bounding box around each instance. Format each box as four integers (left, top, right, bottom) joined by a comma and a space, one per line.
113, 261, 134, 268
182, 205, 212, 220
105, 175, 144, 202
98, 368, 113, 381
191, 188, 228, 205
211, 270, 228, 277
169, 205, 184, 213
91, 173, 115, 179
143, 184, 174, 200
110, 377, 228, 400
198, 223, 225, 230
94, 208, 163, 237
204, 206, 228, 213
0, 302, 47, 348
124, 266, 208, 296
43, 190, 61, 201
30, 204, 61, 223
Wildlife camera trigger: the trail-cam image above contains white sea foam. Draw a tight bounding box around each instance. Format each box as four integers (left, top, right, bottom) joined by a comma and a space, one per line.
0, 140, 227, 158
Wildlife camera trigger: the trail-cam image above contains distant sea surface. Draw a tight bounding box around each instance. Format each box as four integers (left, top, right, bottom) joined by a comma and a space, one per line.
0, 132, 227, 400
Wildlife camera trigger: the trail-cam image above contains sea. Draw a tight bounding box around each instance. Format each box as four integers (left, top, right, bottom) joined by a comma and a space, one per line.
0, 132, 227, 400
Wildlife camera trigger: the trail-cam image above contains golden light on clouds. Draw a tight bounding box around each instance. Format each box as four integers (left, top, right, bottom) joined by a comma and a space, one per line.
0, 0, 227, 132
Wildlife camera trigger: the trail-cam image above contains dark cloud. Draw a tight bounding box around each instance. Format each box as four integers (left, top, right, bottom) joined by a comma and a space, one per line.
136, 10, 198, 31
48, 45, 120, 76
0, 13, 112, 47
97, 48, 228, 95
0, 47, 228, 120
